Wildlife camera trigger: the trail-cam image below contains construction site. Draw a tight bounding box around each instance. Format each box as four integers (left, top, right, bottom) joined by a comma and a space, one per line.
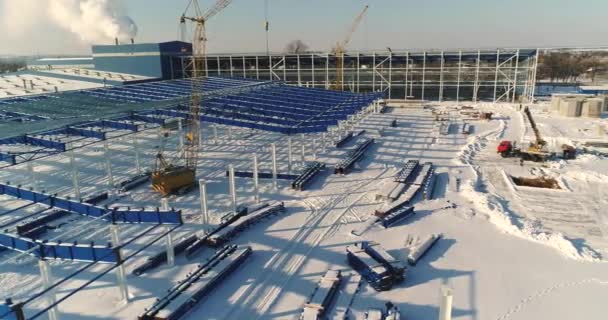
1, 1, 608, 320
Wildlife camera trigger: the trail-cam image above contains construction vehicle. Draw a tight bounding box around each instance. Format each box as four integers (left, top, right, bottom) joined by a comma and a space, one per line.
332, 5, 369, 91
497, 106, 552, 162
152, 0, 234, 196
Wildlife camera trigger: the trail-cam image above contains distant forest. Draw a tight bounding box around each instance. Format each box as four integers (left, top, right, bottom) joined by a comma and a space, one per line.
538, 51, 608, 83
0, 58, 26, 73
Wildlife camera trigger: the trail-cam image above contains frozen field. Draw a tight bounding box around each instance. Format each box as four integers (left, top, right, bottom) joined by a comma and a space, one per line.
0, 102, 607, 320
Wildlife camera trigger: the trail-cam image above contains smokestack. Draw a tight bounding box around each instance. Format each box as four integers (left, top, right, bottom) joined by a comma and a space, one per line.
115, 38, 119, 45
130, 38, 134, 45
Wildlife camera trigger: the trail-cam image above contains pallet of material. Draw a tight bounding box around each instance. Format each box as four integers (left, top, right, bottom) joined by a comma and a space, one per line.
132, 235, 198, 276
138, 245, 252, 320
185, 207, 248, 257
346, 245, 394, 291
334, 138, 375, 175
359, 241, 407, 283
394, 160, 419, 183
412, 162, 433, 186
302, 270, 342, 320
352, 138, 374, 154
292, 162, 325, 191
421, 167, 436, 200
381, 206, 415, 228
118, 172, 151, 192
335, 132, 354, 148
407, 233, 442, 265
83, 192, 109, 205
15, 209, 70, 236
331, 274, 362, 320
207, 201, 285, 247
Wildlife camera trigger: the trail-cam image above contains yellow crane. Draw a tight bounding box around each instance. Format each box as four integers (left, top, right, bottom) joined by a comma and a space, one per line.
332, 5, 369, 91
152, 0, 234, 196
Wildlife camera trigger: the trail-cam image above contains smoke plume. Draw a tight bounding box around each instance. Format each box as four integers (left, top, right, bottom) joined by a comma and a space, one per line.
2, 0, 138, 44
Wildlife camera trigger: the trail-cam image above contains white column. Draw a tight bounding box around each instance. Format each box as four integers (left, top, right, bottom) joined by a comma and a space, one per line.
287, 136, 293, 173
160, 199, 174, 267
27, 160, 37, 190
321, 133, 327, 153
38, 259, 59, 320
300, 134, 306, 165
312, 139, 317, 160
177, 118, 184, 152
132, 132, 141, 175
228, 164, 237, 213
110, 225, 129, 304
253, 154, 260, 203
438, 287, 453, 320
199, 179, 209, 229
228, 127, 233, 140
104, 140, 114, 188
68, 150, 80, 200
213, 125, 218, 145
270, 143, 278, 189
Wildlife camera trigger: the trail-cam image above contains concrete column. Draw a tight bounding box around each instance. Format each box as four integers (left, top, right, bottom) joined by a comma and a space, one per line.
253, 154, 260, 203
438, 287, 453, 320
110, 225, 129, 304
271, 143, 278, 189
38, 259, 59, 320
68, 150, 80, 200
160, 199, 175, 267
228, 164, 237, 213
104, 140, 114, 188
287, 136, 293, 173
199, 179, 209, 229
132, 132, 141, 175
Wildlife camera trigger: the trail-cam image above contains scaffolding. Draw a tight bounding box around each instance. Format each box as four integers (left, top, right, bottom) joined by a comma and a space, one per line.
174, 48, 539, 103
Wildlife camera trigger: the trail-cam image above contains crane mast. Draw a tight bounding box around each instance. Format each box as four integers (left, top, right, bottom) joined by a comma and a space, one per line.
152, 0, 233, 196
332, 5, 369, 91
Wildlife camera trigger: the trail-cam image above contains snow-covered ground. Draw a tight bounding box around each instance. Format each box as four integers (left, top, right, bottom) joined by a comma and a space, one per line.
0, 102, 607, 320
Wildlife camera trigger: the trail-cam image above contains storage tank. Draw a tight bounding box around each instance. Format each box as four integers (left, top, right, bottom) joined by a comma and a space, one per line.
559, 98, 582, 117
581, 99, 603, 118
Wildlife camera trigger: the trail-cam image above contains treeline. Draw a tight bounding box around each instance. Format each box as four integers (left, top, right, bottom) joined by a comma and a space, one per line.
537, 52, 607, 83
0, 58, 26, 73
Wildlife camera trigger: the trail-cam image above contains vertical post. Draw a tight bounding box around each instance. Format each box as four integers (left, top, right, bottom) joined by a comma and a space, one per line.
456, 51, 462, 103
439, 51, 445, 102
253, 154, 260, 203
199, 179, 209, 228
228, 127, 233, 140
311, 54, 315, 87
270, 143, 278, 189
38, 259, 59, 320
27, 160, 37, 190
321, 133, 327, 153
493, 49, 500, 103
405, 52, 409, 100
132, 132, 141, 175
474, 50, 481, 103
297, 54, 302, 86
213, 125, 218, 145
300, 134, 306, 165
68, 150, 80, 200
104, 140, 114, 188
255, 55, 260, 80
388, 52, 393, 99
422, 51, 427, 101
160, 199, 175, 267
228, 164, 237, 213
177, 118, 184, 152
110, 225, 129, 304
512, 49, 520, 103
312, 139, 317, 160
438, 287, 453, 320
287, 136, 293, 173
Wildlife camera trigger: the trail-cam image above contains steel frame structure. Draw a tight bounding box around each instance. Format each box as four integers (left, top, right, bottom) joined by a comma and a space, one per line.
174, 49, 539, 103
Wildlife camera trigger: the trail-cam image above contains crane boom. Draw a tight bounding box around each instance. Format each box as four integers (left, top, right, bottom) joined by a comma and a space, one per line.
523, 106, 546, 147
333, 5, 369, 91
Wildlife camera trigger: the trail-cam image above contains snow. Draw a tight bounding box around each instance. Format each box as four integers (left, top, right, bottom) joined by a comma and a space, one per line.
0, 101, 607, 320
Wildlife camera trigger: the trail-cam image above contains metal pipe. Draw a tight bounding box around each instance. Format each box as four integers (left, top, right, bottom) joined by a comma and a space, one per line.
38, 260, 59, 320
110, 225, 129, 304
253, 154, 259, 203
199, 179, 208, 228
271, 143, 277, 189
160, 199, 174, 267
104, 140, 114, 188
228, 164, 237, 213
213, 125, 218, 145
287, 136, 293, 173
439, 287, 453, 320
312, 139, 317, 160
68, 150, 80, 200
132, 132, 141, 175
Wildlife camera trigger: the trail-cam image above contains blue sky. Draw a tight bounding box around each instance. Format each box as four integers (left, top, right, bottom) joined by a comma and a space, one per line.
2, 0, 607, 55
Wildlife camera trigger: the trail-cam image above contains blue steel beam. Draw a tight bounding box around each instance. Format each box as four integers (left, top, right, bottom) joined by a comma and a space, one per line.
0, 232, 119, 263
0, 183, 182, 225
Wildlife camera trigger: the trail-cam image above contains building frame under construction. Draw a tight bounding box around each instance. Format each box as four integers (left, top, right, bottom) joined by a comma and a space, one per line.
170, 48, 539, 103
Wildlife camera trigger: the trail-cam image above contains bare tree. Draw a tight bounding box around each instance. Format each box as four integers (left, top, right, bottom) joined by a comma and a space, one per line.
285, 40, 309, 54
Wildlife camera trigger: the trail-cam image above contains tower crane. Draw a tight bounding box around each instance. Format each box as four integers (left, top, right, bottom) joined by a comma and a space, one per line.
152, 0, 234, 196
332, 5, 369, 91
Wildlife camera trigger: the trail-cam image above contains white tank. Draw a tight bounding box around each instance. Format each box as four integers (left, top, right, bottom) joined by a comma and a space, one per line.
559, 98, 582, 117
581, 99, 603, 118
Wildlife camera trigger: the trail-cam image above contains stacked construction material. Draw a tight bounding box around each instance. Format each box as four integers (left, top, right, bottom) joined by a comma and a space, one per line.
301, 270, 342, 320
335, 132, 354, 148
118, 171, 150, 192
376, 160, 419, 202
334, 138, 374, 174
422, 167, 436, 200
346, 241, 406, 291
292, 162, 325, 191
185, 206, 249, 257
138, 245, 251, 320
132, 235, 199, 276
412, 162, 433, 186
380, 206, 415, 229
407, 233, 442, 265
207, 201, 285, 247
16, 209, 70, 237
394, 160, 419, 183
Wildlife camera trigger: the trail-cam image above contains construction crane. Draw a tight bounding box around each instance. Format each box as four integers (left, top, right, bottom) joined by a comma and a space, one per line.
497, 106, 552, 162
152, 0, 234, 196
332, 5, 369, 91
